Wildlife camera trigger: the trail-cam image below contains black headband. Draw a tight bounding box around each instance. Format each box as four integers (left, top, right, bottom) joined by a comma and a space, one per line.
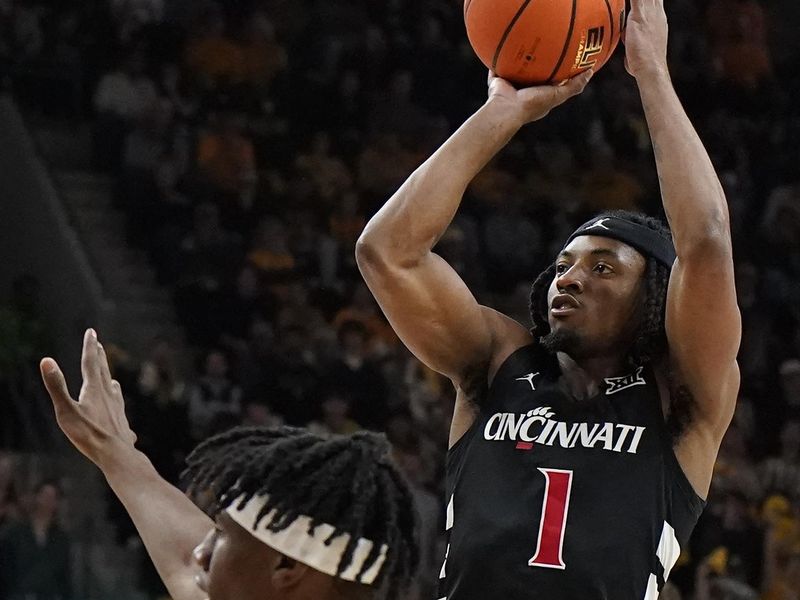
563, 217, 676, 267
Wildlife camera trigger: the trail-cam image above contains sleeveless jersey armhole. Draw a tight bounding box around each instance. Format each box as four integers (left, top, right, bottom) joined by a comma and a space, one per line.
447, 343, 537, 467
649, 365, 706, 520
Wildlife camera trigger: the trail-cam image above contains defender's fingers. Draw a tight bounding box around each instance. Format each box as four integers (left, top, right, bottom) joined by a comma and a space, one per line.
40, 358, 76, 414
81, 328, 101, 385
96, 342, 114, 389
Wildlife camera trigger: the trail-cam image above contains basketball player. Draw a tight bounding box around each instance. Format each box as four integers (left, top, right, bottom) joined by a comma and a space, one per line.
39, 329, 418, 600
356, 0, 739, 598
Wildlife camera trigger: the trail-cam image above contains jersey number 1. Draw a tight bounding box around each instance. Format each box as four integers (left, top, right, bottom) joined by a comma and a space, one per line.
529, 468, 573, 570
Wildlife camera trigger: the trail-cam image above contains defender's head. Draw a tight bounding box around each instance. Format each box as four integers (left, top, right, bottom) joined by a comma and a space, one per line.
529, 210, 674, 367
183, 426, 419, 600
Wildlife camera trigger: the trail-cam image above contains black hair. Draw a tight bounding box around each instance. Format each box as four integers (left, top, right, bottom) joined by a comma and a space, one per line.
182, 426, 418, 600
529, 210, 672, 368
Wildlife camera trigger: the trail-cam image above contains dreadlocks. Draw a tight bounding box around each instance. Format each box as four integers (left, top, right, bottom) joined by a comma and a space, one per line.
529, 210, 672, 368
182, 426, 419, 600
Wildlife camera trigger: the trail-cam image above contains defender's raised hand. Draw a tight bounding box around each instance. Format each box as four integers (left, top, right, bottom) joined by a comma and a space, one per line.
624, 0, 669, 80
40, 329, 137, 470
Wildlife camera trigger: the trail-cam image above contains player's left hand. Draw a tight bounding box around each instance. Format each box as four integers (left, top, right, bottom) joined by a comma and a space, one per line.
623, 0, 669, 80
40, 329, 138, 471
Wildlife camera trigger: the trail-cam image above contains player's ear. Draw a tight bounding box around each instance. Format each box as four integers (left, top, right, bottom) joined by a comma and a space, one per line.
271, 553, 310, 590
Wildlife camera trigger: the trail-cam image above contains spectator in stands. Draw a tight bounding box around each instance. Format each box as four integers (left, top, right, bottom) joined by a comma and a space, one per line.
578, 146, 645, 213
270, 323, 320, 425
367, 70, 431, 142
325, 320, 388, 429
357, 132, 422, 205
307, 390, 361, 436
761, 495, 800, 600
187, 349, 242, 442
0, 274, 51, 449
760, 421, 800, 500
110, 0, 164, 43
275, 281, 327, 334
284, 207, 326, 279
174, 202, 243, 343
0, 453, 20, 528
246, 216, 296, 280
131, 335, 191, 481
294, 131, 353, 205
93, 47, 158, 171
482, 195, 542, 293
779, 360, 800, 421
329, 190, 366, 254
694, 545, 760, 600
195, 109, 258, 228
215, 265, 275, 346
240, 12, 287, 94
706, 0, 773, 90
8, 1, 43, 62
183, 4, 243, 91
157, 62, 197, 122
0, 479, 73, 600
118, 100, 176, 243
333, 282, 396, 355
712, 421, 761, 500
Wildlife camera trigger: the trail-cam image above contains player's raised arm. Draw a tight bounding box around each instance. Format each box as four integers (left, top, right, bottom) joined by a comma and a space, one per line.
626, 0, 741, 491
357, 71, 593, 387
40, 330, 211, 600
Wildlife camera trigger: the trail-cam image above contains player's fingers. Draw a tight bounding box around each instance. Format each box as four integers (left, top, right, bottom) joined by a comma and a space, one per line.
487, 69, 496, 86
110, 379, 126, 410
96, 342, 114, 390
81, 328, 101, 387
40, 358, 76, 416
109, 378, 127, 412
559, 69, 594, 98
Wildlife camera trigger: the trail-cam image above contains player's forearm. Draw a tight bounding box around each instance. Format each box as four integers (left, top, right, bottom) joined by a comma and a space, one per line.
100, 446, 212, 600
636, 69, 731, 255
358, 98, 522, 264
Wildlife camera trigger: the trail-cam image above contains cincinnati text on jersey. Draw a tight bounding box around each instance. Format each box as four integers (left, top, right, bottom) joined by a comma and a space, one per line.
483, 407, 647, 454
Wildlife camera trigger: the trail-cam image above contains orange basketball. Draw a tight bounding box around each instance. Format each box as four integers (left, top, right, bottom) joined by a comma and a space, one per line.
464, 0, 627, 86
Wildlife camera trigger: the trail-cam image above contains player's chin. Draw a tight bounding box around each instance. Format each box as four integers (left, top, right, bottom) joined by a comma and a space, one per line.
548, 311, 581, 329
541, 325, 584, 356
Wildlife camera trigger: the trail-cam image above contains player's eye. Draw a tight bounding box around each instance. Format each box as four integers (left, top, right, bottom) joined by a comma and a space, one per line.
555, 263, 570, 275
593, 263, 612, 274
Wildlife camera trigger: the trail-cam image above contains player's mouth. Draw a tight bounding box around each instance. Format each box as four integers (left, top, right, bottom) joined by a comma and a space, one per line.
550, 293, 580, 317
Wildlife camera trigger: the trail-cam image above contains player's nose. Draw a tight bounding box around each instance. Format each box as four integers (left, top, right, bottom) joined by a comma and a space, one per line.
556, 269, 584, 295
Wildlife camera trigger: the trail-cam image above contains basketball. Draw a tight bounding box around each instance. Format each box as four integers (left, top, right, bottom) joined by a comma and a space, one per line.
465, 0, 627, 86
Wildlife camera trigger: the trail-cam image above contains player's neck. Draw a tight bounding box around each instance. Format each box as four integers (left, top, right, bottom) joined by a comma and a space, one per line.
557, 352, 628, 400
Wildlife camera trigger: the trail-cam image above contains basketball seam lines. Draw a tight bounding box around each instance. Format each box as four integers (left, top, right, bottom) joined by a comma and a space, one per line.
546, 0, 577, 84
490, 0, 536, 72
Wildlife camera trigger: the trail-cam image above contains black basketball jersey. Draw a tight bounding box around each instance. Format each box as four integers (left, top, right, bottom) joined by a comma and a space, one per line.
438, 344, 705, 600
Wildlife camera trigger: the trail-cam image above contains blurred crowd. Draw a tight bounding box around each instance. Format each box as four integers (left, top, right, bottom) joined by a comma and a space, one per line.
1, 0, 800, 598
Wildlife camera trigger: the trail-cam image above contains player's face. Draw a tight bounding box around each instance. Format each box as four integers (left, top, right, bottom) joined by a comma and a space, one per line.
546, 236, 647, 358
193, 512, 279, 600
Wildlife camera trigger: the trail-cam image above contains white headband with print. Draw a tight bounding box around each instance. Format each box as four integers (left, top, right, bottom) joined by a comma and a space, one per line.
225, 494, 388, 585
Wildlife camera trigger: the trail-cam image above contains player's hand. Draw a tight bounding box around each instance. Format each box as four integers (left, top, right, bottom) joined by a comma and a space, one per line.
40, 329, 138, 470
623, 0, 669, 80
487, 69, 593, 126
